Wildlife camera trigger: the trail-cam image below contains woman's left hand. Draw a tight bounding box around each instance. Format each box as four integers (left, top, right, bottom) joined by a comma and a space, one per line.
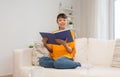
55, 39, 67, 45
55, 39, 73, 53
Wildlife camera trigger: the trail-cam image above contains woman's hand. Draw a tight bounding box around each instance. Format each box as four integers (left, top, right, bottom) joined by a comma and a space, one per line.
42, 37, 53, 53
55, 39, 73, 53
42, 37, 48, 45
55, 39, 67, 45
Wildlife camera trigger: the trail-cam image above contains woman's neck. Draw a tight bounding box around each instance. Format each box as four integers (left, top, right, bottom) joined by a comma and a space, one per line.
59, 27, 65, 30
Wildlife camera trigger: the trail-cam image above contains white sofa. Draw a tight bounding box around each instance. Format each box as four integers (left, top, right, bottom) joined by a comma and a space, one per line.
13, 38, 120, 77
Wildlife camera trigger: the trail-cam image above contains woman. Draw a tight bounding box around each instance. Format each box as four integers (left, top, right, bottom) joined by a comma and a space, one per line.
39, 13, 81, 69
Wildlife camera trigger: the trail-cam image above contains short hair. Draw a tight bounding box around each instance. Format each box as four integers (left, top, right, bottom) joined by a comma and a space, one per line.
57, 13, 67, 20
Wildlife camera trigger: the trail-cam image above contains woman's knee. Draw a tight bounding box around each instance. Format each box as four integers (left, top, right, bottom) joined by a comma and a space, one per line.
39, 57, 49, 62
54, 57, 81, 69
39, 57, 54, 68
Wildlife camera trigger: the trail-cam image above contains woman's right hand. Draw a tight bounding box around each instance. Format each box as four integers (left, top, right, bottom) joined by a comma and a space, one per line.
42, 37, 48, 45
42, 38, 53, 53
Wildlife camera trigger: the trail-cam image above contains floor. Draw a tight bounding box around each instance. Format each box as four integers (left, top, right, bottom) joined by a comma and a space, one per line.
0, 75, 12, 77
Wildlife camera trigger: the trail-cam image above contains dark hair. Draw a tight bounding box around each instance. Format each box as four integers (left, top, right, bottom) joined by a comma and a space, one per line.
57, 13, 67, 21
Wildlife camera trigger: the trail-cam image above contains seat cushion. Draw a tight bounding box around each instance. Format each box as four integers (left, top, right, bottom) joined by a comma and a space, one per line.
31, 67, 87, 77
88, 66, 120, 77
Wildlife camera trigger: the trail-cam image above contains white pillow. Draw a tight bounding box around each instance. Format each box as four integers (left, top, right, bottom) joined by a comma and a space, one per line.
88, 38, 115, 67
112, 39, 120, 68
32, 42, 49, 66
75, 38, 88, 64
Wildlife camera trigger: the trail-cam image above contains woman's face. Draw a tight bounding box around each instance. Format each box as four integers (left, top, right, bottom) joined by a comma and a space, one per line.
57, 17, 67, 30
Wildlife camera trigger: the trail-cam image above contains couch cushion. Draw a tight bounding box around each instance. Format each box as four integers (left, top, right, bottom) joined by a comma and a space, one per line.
75, 38, 88, 64
30, 67, 87, 77
88, 38, 115, 67
112, 39, 120, 68
88, 66, 120, 77
32, 42, 49, 66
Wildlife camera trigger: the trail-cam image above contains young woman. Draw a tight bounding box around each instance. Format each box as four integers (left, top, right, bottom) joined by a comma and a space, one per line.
39, 13, 81, 69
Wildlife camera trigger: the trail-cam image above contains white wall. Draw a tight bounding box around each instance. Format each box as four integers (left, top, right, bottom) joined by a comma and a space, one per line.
0, 0, 77, 76
73, 0, 81, 38
77, 0, 113, 39
77, 0, 97, 38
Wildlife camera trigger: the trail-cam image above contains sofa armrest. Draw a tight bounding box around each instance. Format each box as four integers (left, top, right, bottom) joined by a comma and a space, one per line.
13, 48, 32, 77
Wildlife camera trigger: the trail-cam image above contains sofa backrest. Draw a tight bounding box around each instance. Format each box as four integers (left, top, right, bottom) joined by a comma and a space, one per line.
75, 38, 115, 67
75, 38, 88, 64
87, 38, 115, 67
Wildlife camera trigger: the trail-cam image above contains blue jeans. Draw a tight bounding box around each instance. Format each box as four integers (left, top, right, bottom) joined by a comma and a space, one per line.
39, 56, 81, 69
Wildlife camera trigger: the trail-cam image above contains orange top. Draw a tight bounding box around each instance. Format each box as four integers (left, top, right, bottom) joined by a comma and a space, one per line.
48, 30, 76, 60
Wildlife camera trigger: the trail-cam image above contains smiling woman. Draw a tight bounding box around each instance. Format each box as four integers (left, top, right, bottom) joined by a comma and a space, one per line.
39, 13, 81, 69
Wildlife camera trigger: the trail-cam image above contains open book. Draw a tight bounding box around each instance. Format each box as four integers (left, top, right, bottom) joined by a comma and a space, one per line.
39, 29, 73, 44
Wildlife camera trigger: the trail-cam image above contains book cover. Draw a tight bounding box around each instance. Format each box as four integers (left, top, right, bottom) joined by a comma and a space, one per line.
39, 29, 73, 44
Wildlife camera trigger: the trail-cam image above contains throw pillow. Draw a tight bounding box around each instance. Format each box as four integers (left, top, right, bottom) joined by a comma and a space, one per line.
112, 39, 120, 67
32, 41, 49, 66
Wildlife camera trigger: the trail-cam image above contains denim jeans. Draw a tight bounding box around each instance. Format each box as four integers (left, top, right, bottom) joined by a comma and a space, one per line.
39, 56, 81, 69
